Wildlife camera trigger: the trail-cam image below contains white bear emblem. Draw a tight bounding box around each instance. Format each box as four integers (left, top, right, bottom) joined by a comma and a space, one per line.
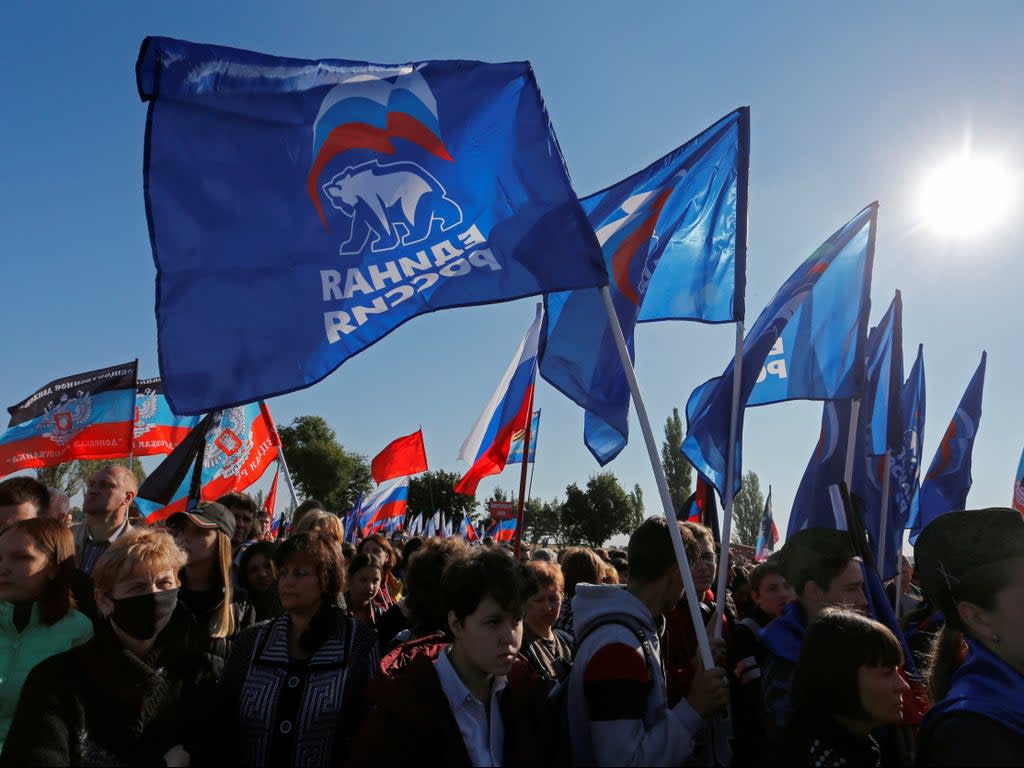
322, 160, 463, 255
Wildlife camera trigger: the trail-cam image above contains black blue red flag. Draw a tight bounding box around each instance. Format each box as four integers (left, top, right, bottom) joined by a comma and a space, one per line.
0, 362, 137, 475
137, 37, 605, 415
132, 377, 202, 457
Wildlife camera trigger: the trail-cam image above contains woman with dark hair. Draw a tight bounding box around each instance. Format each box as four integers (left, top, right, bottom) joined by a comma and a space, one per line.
345, 552, 384, 625
782, 607, 909, 767
1, 529, 220, 766
348, 548, 546, 766
166, 503, 255, 676
915, 508, 1024, 765
0, 518, 92, 752
237, 541, 282, 621
357, 533, 401, 609
223, 532, 378, 767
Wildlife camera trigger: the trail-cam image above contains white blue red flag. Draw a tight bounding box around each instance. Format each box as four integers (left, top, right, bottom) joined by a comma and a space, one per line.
358, 477, 409, 533
137, 37, 605, 415
455, 308, 542, 495
136, 402, 280, 521
458, 513, 478, 541
540, 109, 750, 464
485, 517, 516, 542
132, 377, 202, 457
0, 362, 138, 476
755, 486, 778, 561
1014, 446, 1024, 514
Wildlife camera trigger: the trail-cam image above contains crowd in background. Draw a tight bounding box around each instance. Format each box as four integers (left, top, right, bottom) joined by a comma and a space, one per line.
0, 466, 1021, 766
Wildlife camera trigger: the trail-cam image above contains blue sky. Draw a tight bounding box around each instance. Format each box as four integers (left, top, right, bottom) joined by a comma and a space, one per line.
3, 2, 1023, 545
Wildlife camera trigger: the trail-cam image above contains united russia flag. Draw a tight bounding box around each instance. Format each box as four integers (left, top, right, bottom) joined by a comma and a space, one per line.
455, 307, 542, 496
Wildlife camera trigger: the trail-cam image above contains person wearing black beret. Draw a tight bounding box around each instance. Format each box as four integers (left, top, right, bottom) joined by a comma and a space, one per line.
915, 507, 1024, 766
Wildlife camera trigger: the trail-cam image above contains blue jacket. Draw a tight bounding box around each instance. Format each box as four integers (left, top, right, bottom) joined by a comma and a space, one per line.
0, 601, 93, 750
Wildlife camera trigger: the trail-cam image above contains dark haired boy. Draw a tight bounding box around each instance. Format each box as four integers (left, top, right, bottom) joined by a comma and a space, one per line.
348, 548, 546, 767
758, 528, 867, 747
0, 477, 50, 529
568, 517, 729, 766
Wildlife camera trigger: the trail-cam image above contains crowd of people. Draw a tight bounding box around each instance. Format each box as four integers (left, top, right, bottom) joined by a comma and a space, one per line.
0, 466, 1021, 766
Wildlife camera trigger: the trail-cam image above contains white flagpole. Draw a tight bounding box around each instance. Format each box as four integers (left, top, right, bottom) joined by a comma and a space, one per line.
276, 446, 300, 512
713, 322, 745, 638
877, 451, 892, 579
843, 399, 862, 489
599, 286, 713, 669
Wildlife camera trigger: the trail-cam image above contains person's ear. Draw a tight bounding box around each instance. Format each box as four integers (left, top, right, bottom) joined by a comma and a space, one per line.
448, 610, 462, 640
95, 588, 114, 619
803, 579, 825, 605
957, 600, 994, 639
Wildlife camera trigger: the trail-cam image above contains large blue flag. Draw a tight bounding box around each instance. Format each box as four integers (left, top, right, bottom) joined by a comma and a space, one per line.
539, 109, 750, 464
789, 399, 854, 536
850, 293, 905, 578
683, 203, 877, 496
138, 37, 605, 415
909, 352, 986, 543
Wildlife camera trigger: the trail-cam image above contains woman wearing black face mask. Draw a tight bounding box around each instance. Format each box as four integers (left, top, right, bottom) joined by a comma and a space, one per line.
0, 529, 220, 767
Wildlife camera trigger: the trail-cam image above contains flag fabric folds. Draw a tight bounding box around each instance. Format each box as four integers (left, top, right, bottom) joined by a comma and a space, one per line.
680, 472, 721, 544
0, 362, 138, 475
136, 402, 280, 521
683, 203, 877, 496
344, 492, 364, 543
132, 377, 203, 457
263, 468, 279, 521
789, 399, 856, 536
909, 352, 986, 543
508, 410, 541, 464
371, 429, 428, 484
539, 108, 750, 464
1014, 446, 1024, 513
458, 513, 478, 541
455, 309, 542, 496
138, 36, 605, 415
755, 487, 778, 561
485, 517, 516, 542
358, 477, 409, 533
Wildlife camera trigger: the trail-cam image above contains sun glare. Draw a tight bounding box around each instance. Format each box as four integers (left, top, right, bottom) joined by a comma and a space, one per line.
918, 152, 1016, 238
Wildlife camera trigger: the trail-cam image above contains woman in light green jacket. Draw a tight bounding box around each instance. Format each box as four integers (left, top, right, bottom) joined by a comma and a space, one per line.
0, 517, 92, 751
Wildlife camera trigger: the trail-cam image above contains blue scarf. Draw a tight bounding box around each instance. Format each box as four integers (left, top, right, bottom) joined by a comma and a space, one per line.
924, 638, 1024, 737
758, 601, 806, 663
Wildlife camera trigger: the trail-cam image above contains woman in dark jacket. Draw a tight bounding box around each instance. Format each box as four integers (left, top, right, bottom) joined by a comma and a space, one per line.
914, 508, 1024, 766
238, 540, 282, 621
223, 532, 377, 767
166, 503, 255, 676
1, 529, 219, 767
781, 607, 910, 768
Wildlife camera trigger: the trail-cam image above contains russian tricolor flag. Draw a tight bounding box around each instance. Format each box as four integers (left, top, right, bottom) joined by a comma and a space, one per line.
359, 477, 409, 533
458, 514, 478, 541
455, 307, 542, 496
485, 517, 517, 542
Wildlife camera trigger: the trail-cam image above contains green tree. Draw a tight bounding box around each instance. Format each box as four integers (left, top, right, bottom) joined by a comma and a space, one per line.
523, 497, 565, 545
407, 469, 478, 530
278, 416, 371, 513
662, 408, 693, 513
624, 483, 645, 534
732, 469, 765, 545
560, 472, 635, 547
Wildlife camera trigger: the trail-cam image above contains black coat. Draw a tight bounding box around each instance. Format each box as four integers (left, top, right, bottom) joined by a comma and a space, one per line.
0, 624, 220, 767
165, 586, 256, 678
778, 715, 882, 768
916, 712, 1024, 767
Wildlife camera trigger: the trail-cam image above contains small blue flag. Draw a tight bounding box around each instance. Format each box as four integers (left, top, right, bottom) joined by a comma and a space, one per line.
909, 352, 986, 543
755, 486, 778, 561
508, 409, 541, 464
539, 109, 750, 464
138, 37, 605, 415
683, 203, 877, 497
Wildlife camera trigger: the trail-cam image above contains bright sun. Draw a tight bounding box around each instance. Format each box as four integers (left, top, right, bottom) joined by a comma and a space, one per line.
918, 152, 1016, 238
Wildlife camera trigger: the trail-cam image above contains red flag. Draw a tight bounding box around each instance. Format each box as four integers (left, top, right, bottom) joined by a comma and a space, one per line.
371, 429, 428, 484
263, 470, 279, 518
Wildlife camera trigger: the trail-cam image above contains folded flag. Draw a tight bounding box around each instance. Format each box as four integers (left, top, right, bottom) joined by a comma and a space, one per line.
540, 108, 750, 464
358, 477, 409, 533
886, 343, 926, 575
458, 513, 478, 541
789, 399, 857, 536
683, 203, 877, 496
0, 362, 138, 475
263, 468, 279, 520
485, 516, 516, 542
909, 352, 986, 543
344, 492, 363, 543
136, 401, 280, 521
755, 486, 778, 561
138, 36, 605, 415
1014, 446, 1024, 513
680, 471, 721, 544
455, 308, 542, 495
132, 377, 203, 457
371, 429, 428, 483
508, 410, 541, 465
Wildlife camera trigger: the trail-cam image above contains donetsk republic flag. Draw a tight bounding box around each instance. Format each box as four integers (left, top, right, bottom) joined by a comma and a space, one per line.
0, 362, 138, 476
